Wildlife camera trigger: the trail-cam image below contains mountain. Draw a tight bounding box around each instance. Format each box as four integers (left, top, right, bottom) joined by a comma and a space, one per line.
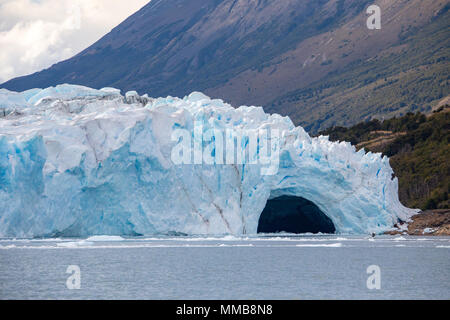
1, 0, 449, 132
319, 105, 450, 210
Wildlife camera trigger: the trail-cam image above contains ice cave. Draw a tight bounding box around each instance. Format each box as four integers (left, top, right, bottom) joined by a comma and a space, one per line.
257, 196, 336, 234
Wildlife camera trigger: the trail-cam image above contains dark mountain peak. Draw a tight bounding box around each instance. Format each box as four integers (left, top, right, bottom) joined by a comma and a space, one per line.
1, 0, 363, 94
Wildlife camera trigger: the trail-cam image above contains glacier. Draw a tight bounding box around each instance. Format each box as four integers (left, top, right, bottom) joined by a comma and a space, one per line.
0, 84, 417, 237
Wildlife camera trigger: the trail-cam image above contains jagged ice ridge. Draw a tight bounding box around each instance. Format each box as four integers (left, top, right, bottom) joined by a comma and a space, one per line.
0, 85, 417, 237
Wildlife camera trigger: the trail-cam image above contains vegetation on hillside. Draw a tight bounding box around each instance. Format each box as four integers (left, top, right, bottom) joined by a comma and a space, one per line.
319, 106, 450, 210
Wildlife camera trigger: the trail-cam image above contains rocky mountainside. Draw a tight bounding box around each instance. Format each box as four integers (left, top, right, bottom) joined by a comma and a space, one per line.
1, 0, 449, 132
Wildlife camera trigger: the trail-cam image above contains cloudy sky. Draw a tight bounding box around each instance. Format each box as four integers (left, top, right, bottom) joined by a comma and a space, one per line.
0, 0, 149, 83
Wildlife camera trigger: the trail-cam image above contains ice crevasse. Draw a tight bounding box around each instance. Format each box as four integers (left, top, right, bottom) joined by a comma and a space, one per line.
0, 84, 417, 237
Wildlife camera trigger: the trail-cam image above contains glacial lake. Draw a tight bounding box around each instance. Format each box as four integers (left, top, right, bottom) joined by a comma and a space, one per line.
0, 235, 449, 300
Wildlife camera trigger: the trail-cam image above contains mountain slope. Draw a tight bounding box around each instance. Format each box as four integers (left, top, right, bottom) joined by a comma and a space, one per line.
1, 0, 449, 131
269, 4, 450, 132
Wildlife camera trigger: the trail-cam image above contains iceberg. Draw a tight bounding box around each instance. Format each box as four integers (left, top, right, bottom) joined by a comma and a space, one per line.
0, 84, 417, 237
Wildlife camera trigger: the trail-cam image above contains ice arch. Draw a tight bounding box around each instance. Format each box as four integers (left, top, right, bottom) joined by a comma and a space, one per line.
0, 85, 418, 237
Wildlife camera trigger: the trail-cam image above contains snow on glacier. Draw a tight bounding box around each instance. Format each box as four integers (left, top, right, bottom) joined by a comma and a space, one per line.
0, 84, 417, 237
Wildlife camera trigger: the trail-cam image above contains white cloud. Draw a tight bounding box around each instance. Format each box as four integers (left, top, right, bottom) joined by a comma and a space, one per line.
0, 0, 149, 83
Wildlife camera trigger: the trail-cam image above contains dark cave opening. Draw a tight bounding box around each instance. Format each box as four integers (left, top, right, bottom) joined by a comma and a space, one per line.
257, 195, 336, 234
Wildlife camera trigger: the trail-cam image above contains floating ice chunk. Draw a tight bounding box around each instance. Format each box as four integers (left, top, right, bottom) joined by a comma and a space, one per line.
86, 236, 125, 241
56, 240, 94, 247
295, 243, 343, 247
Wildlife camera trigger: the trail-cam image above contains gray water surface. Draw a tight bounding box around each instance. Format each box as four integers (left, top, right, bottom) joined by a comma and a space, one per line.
0, 235, 449, 299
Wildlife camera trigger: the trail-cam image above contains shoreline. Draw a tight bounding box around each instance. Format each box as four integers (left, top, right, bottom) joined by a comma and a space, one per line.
385, 209, 450, 236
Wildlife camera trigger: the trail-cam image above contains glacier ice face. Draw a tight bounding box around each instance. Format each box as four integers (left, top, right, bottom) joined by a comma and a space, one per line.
0, 84, 417, 237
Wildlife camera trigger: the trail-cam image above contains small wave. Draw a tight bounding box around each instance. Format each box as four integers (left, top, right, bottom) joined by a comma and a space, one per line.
0, 244, 17, 249
218, 243, 254, 247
